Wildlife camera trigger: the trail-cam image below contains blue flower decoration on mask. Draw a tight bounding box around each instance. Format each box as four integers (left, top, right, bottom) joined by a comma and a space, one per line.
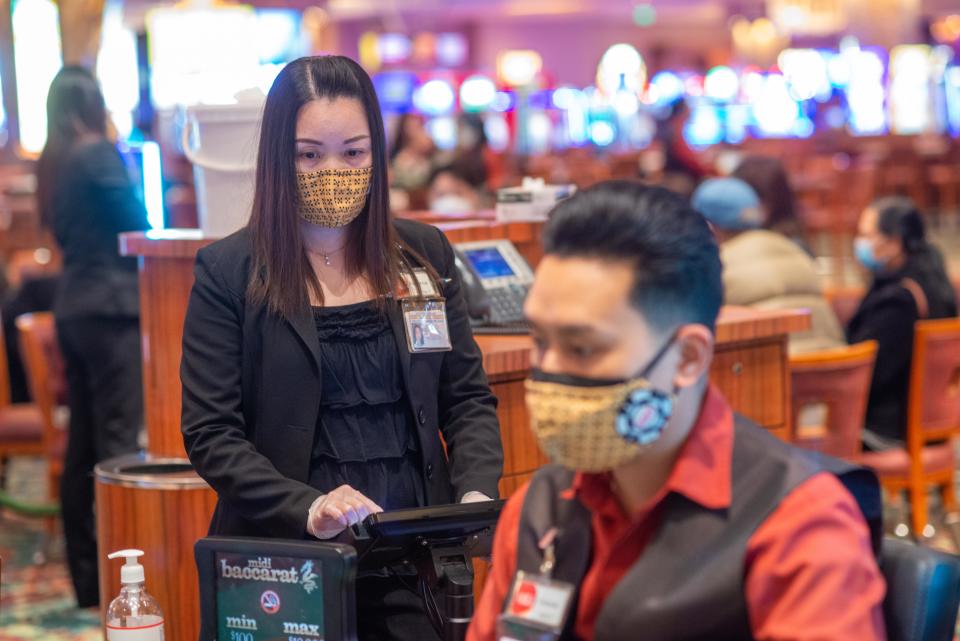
615, 388, 673, 446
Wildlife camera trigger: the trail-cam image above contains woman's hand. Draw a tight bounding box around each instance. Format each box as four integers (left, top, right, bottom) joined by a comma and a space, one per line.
307, 485, 383, 539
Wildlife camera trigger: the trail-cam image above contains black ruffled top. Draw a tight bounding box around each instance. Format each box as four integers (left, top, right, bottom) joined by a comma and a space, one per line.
307, 301, 425, 511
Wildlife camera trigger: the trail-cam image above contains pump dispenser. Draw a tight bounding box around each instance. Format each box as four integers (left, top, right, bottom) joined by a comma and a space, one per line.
105, 549, 165, 641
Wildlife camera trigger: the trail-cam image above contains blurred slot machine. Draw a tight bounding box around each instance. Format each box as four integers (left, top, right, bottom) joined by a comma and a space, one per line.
118, 140, 165, 230
843, 45, 888, 135
374, 70, 419, 143
11, 0, 62, 154
945, 65, 960, 136
523, 90, 555, 154
414, 75, 458, 151
889, 45, 935, 134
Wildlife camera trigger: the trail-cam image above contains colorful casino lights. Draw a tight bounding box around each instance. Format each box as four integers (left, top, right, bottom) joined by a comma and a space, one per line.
778, 49, 831, 102
704, 66, 740, 103
589, 120, 616, 147
12, 0, 62, 154
650, 71, 685, 104
596, 43, 646, 97
375, 36, 959, 152
148, 4, 281, 108
946, 67, 960, 135
97, 1, 139, 140
845, 47, 887, 134
889, 45, 934, 134
413, 79, 456, 116
459, 75, 497, 112
497, 50, 543, 87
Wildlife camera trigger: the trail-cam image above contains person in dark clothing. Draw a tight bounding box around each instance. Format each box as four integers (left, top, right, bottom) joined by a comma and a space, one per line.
180, 56, 502, 641
36, 67, 148, 607
847, 197, 957, 448
655, 99, 710, 198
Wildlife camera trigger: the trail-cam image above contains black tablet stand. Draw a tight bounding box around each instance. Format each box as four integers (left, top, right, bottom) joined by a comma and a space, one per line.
351, 501, 504, 641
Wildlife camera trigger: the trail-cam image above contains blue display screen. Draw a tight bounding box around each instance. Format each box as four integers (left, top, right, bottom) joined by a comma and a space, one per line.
464, 248, 515, 279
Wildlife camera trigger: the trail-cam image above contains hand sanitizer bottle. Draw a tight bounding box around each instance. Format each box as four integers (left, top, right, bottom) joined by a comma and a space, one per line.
105, 549, 165, 641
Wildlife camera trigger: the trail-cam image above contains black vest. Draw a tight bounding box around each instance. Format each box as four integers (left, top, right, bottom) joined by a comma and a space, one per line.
510, 415, 882, 641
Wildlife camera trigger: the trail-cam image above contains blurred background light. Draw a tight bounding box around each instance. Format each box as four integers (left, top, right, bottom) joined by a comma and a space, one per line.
413, 78, 456, 116
13, 0, 62, 154
498, 50, 542, 87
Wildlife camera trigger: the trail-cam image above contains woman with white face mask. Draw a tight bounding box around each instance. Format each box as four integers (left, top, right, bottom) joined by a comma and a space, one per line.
847, 197, 957, 449
180, 55, 503, 641
427, 156, 489, 215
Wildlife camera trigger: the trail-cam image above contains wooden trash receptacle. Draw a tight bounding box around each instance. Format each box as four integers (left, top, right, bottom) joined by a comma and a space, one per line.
95, 454, 217, 641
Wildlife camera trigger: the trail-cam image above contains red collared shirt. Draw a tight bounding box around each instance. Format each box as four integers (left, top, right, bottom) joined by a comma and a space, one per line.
468, 385, 886, 641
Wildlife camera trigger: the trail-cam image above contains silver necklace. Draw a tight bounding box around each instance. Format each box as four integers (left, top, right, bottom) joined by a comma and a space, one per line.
310, 243, 346, 266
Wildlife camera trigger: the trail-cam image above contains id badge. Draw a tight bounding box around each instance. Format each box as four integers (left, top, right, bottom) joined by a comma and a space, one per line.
402, 298, 452, 353
495, 571, 575, 641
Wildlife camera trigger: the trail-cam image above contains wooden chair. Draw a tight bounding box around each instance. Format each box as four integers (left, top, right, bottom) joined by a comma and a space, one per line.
789, 341, 878, 460
0, 309, 48, 485
926, 162, 959, 228
861, 318, 960, 537
15, 313, 67, 511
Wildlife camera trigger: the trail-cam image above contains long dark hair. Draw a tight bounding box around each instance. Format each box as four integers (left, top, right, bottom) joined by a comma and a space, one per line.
874, 196, 956, 312
247, 55, 429, 317
732, 156, 799, 238
36, 66, 108, 228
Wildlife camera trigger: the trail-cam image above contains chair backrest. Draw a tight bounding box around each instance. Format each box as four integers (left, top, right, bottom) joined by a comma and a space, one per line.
0, 309, 11, 410
907, 318, 960, 447
15, 313, 65, 447
881, 537, 960, 641
789, 341, 878, 459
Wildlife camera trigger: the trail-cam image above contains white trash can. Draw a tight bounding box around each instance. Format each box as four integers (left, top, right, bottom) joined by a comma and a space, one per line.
182, 99, 264, 237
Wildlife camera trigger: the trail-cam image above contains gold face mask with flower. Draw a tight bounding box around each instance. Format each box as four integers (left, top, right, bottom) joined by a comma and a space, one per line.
297, 166, 372, 227
525, 337, 677, 472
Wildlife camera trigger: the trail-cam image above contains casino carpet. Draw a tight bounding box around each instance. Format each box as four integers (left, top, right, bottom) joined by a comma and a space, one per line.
0, 458, 99, 641
2, 455, 960, 640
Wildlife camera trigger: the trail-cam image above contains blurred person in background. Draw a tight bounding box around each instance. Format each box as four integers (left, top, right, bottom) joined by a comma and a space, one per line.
655, 99, 710, 198
426, 155, 489, 215
2, 250, 60, 404
693, 177, 844, 354
389, 112, 436, 192
731, 155, 808, 250
847, 197, 957, 449
36, 66, 149, 608
452, 113, 504, 191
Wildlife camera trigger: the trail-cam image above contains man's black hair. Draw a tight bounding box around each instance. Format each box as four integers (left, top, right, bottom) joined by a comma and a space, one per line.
543, 180, 723, 332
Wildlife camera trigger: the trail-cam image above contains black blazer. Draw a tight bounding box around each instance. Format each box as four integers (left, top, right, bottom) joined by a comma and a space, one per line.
51, 140, 149, 320
180, 219, 503, 539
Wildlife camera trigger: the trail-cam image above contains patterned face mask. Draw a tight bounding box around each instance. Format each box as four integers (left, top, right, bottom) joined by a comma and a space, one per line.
296, 166, 372, 227
524, 337, 677, 472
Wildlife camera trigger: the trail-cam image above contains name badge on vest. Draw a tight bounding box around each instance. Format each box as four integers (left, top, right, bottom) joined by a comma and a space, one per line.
496, 571, 575, 641
402, 298, 452, 353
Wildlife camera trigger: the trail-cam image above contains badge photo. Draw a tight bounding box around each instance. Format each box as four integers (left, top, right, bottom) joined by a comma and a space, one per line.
402, 298, 452, 353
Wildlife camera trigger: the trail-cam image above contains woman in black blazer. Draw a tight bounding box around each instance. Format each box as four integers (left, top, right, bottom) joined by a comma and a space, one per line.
37, 67, 148, 608
180, 56, 502, 641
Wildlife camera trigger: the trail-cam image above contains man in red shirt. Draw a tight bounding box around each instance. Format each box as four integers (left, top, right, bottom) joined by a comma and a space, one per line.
468, 181, 886, 641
